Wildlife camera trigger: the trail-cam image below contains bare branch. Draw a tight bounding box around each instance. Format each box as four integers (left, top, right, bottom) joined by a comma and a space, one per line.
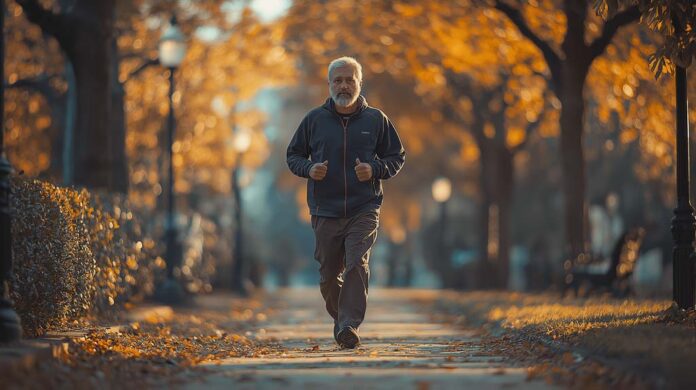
588, 5, 640, 60
15, 0, 73, 44
493, 0, 562, 82
5, 74, 63, 103
124, 58, 160, 83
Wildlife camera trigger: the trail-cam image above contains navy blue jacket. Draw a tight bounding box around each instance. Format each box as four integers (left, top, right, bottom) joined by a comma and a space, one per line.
287, 96, 406, 218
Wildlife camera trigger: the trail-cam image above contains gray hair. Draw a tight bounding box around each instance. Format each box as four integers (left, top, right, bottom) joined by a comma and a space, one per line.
328, 56, 363, 82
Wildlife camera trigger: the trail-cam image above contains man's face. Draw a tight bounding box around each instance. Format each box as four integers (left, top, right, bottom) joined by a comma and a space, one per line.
329, 65, 361, 108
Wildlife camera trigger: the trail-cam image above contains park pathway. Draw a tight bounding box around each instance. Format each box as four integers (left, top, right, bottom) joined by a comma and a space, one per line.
187, 288, 555, 389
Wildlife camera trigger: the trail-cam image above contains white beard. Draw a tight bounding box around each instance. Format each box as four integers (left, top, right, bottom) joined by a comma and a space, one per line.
331, 90, 359, 108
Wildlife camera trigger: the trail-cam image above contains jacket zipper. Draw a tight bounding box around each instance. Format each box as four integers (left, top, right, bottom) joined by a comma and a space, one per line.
341, 117, 349, 217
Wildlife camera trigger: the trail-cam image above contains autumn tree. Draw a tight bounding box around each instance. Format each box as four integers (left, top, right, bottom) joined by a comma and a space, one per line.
595, 0, 695, 72
15, 0, 128, 192
596, 0, 695, 307
282, 1, 489, 288
4, 0, 66, 179
283, 1, 557, 288
7, 0, 294, 200
6, 0, 296, 291
475, 0, 640, 260
120, 4, 294, 210
397, 4, 556, 288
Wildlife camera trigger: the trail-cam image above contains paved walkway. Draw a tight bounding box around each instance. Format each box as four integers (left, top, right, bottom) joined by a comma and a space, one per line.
188, 288, 555, 389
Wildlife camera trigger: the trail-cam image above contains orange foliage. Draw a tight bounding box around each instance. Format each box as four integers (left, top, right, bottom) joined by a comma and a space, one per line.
4, 0, 64, 176
122, 3, 295, 209
5, 1, 295, 207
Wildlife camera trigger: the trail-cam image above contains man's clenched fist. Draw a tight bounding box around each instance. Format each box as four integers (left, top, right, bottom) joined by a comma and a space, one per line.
354, 158, 373, 182
310, 160, 329, 180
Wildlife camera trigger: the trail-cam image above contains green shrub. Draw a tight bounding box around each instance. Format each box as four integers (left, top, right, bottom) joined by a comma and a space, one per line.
10, 178, 166, 336
10, 177, 96, 336
87, 191, 164, 311
9, 177, 223, 336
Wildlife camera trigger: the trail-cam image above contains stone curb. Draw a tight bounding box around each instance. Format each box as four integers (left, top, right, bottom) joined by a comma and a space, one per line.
0, 304, 173, 377
0, 337, 69, 378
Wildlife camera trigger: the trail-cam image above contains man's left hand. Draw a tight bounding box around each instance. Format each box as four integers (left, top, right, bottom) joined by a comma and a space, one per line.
354, 158, 373, 182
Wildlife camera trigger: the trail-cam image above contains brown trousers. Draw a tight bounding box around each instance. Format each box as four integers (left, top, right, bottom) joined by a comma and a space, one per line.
311, 210, 379, 330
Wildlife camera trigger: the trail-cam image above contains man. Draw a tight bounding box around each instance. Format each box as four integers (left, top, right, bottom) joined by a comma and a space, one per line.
286, 57, 406, 349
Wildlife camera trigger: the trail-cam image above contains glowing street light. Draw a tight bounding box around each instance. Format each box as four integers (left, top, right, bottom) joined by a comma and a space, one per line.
232, 129, 252, 154
432, 176, 452, 203
158, 16, 186, 68
432, 176, 452, 279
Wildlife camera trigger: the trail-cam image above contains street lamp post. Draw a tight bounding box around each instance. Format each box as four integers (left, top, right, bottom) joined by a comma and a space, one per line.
156, 15, 188, 304
0, 1, 22, 343
230, 128, 251, 295
672, 65, 695, 310
432, 176, 452, 285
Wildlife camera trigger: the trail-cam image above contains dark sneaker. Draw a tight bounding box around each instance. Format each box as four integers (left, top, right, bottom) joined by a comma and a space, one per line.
336, 326, 360, 349
333, 322, 339, 342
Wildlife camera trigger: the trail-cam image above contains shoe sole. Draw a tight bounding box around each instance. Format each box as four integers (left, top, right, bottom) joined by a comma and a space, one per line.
337, 328, 360, 349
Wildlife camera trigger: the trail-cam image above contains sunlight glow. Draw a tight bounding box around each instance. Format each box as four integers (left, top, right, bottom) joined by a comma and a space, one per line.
431, 177, 452, 203
251, 0, 291, 22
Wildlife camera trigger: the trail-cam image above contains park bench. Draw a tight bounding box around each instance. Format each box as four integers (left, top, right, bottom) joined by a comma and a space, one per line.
563, 227, 646, 297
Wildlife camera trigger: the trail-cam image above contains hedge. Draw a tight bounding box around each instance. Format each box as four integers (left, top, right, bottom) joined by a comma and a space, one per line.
10, 177, 163, 336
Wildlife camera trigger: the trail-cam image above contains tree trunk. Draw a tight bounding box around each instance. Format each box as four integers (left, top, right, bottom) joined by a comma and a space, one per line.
403, 234, 413, 287
556, 0, 593, 261
18, 0, 125, 192
436, 201, 455, 288
495, 147, 513, 289
46, 95, 66, 182
559, 63, 589, 259
110, 36, 128, 193
63, 59, 76, 186
477, 139, 514, 289
70, 38, 111, 189
477, 138, 498, 289
492, 0, 639, 273
478, 166, 493, 288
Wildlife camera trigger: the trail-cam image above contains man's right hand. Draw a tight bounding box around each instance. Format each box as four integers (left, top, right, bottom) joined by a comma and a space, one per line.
309, 160, 329, 180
